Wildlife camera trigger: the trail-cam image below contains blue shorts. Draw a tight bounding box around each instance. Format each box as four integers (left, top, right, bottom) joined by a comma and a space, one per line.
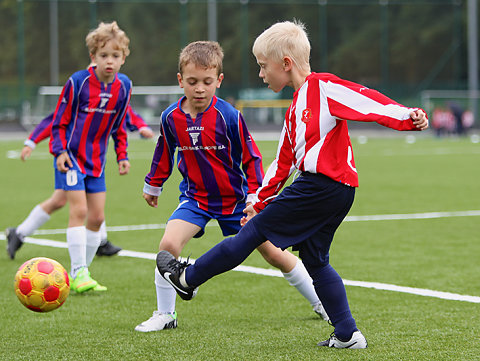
250, 172, 355, 267
54, 168, 106, 193
169, 197, 244, 238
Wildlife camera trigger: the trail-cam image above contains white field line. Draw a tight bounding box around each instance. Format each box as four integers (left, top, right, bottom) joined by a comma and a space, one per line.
1, 234, 479, 304
18, 209, 480, 236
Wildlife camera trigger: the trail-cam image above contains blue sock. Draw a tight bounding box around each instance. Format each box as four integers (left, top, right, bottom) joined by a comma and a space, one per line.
306, 263, 357, 340
186, 220, 265, 287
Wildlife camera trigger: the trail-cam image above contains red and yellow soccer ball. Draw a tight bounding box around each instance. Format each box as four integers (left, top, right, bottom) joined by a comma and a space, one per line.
14, 257, 70, 312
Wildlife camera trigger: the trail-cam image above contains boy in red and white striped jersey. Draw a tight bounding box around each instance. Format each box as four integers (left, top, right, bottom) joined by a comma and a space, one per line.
155, 21, 428, 349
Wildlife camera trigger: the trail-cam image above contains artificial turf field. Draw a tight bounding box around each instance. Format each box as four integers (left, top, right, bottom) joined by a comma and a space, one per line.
0, 133, 479, 360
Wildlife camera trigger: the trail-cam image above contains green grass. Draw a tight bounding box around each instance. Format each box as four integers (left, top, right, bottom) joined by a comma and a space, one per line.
1, 134, 479, 360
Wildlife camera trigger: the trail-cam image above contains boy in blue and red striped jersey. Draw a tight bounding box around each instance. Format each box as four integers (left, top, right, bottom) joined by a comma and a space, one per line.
155, 21, 429, 348
135, 41, 327, 332
48, 21, 132, 293
5, 104, 153, 260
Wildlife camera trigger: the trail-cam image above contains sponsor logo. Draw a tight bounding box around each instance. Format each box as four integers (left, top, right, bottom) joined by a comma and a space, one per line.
82, 107, 116, 114
178, 145, 226, 151
186, 126, 204, 131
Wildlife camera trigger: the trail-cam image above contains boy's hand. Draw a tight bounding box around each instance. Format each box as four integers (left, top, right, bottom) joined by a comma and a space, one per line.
410, 109, 429, 130
143, 193, 158, 208
56, 152, 73, 172
118, 160, 130, 175
240, 203, 258, 226
139, 127, 155, 139
20, 146, 33, 161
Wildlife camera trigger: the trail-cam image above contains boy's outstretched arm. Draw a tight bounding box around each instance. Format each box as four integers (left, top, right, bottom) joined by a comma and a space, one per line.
410, 109, 429, 130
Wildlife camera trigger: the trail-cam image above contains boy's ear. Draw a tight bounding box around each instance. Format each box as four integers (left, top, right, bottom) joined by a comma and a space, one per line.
283, 56, 293, 71
177, 73, 184, 88
216, 73, 224, 88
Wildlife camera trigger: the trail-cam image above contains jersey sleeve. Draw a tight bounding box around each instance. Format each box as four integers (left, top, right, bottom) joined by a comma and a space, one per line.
253, 123, 296, 212
50, 80, 75, 157
143, 114, 177, 196
125, 105, 150, 132
25, 113, 54, 148
237, 113, 264, 202
324, 75, 422, 130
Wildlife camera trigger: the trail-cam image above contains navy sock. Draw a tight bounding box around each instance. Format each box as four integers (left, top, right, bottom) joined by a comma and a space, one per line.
186, 220, 265, 287
306, 263, 357, 340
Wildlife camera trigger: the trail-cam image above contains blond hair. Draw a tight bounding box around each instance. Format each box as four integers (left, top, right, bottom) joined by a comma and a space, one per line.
85, 21, 130, 57
252, 20, 311, 73
178, 41, 224, 76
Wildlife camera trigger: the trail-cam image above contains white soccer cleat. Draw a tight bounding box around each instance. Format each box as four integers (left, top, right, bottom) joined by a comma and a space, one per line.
134, 311, 177, 332
317, 330, 368, 349
313, 302, 329, 322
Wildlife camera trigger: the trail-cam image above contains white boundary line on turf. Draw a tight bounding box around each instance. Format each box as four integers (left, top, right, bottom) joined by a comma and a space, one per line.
4, 236, 479, 304
12, 209, 480, 236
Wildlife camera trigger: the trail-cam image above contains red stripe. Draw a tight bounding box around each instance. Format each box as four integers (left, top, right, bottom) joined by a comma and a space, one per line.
56, 85, 73, 153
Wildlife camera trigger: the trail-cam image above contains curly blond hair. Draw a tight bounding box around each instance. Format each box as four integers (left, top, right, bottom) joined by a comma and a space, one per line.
85, 21, 130, 57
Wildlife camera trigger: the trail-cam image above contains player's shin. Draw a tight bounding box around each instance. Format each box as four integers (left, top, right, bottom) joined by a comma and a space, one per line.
185, 221, 265, 287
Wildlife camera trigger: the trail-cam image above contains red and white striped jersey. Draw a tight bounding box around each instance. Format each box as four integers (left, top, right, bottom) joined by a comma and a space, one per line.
253, 72, 424, 212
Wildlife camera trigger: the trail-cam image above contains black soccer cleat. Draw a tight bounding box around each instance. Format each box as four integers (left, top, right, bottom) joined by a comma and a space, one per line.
6, 227, 24, 260
156, 250, 197, 301
96, 240, 122, 256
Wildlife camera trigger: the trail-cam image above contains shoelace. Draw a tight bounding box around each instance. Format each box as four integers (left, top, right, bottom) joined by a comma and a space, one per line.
167, 256, 191, 273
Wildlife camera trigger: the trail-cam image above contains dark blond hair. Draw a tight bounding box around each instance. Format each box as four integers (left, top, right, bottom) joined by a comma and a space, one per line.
85, 21, 130, 57
178, 41, 224, 76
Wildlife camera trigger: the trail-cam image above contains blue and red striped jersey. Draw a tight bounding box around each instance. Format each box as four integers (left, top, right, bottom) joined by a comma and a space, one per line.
144, 96, 264, 215
28, 104, 145, 149
50, 66, 131, 177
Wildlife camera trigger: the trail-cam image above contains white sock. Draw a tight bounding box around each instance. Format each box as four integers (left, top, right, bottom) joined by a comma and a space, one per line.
17, 205, 51, 238
154, 267, 176, 314
67, 226, 87, 278
282, 258, 320, 307
99, 221, 108, 246
86, 228, 101, 267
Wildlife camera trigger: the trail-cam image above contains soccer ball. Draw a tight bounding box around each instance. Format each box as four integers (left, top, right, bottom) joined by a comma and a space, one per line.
14, 257, 70, 312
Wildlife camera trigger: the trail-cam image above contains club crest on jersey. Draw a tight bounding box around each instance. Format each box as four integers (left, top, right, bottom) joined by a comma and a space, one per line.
301, 108, 313, 123
190, 132, 200, 145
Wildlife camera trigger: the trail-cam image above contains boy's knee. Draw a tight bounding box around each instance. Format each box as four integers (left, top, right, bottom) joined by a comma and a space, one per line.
159, 237, 183, 257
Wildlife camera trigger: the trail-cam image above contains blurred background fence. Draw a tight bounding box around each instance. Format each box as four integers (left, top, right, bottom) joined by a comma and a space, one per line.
0, 0, 478, 134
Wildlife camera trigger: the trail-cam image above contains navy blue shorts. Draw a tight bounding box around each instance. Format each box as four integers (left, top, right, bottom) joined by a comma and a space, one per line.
251, 172, 355, 267
169, 197, 245, 238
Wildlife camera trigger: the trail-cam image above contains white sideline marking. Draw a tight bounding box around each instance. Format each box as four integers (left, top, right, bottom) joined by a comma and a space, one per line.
3, 236, 479, 304
18, 209, 480, 236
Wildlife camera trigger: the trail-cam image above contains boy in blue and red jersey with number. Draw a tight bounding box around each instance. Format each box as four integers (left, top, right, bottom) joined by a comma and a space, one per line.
155, 21, 429, 348
5, 104, 153, 260
135, 41, 327, 332
48, 21, 132, 293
